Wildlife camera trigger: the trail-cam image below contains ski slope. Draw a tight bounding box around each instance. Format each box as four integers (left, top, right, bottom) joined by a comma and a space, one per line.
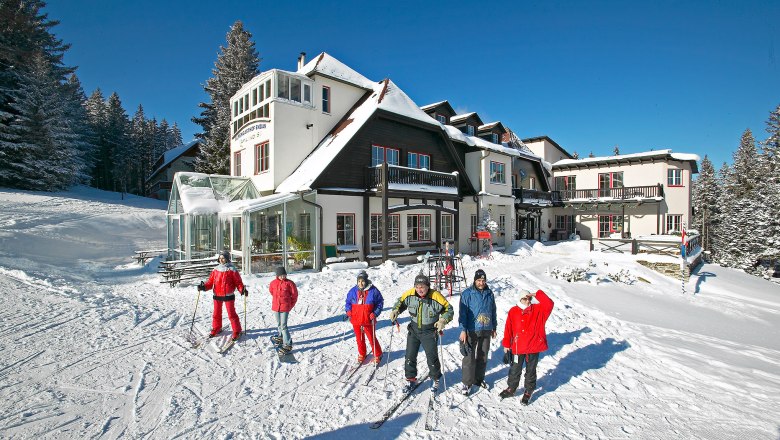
0, 187, 778, 439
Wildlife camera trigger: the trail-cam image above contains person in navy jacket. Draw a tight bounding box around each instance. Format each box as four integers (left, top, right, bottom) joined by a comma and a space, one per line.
345, 270, 384, 364
199, 251, 247, 341
499, 288, 554, 404
457, 269, 497, 395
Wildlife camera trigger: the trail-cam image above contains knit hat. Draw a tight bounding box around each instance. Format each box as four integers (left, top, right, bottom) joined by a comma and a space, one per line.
518, 289, 532, 305
414, 273, 430, 286
219, 251, 231, 262
275, 266, 287, 276
474, 269, 487, 282
356, 270, 369, 284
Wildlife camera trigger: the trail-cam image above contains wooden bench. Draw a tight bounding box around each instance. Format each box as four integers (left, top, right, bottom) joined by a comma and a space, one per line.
159, 257, 218, 287
134, 248, 168, 265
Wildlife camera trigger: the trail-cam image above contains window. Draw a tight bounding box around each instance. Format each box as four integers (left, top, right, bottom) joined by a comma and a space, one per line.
370, 214, 400, 243
490, 161, 506, 184
598, 172, 623, 197
598, 215, 624, 238
278, 75, 289, 100
233, 100, 239, 117
336, 214, 355, 246
408, 152, 431, 169
303, 83, 311, 105
470, 214, 478, 235
407, 214, 431, 242
297, 213, 311, 242
666, 214, 682, 233
492, 133, 500, 144
290, 77, 301, 102
372, 145, 400, 166
435, 114, 447, 124
555, 215, 575, 233
252, 88, 257, 106
668, 169, 683, 187
499, 214, 506, 236
322, 86, 330, 113
255, 142, 269, 174
441, 213, 453, 240
529, 176, 536, 190
234, 151, 241, 176
466, 125, 475, 136
555, 175, 576, 191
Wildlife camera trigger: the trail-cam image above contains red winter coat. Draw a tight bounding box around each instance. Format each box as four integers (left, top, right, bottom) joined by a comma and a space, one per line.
502, 289, 554, 355
204, 264, 244, 299
269, 277, 298, 312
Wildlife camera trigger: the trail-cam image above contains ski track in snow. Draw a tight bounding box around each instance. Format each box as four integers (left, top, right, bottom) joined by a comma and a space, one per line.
0, 187, 779, 439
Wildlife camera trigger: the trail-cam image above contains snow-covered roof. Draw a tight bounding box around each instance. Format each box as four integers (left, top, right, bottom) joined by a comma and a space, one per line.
147, 140, 199, 181
420, 100, 448, 111
220, 192, 299, 215
554, 149, 701, 172
276, 79, 440, 193
450, 112, 478, 123
169, 172, 260, 215
478, 122, 503, 131
297, 52, 376, 90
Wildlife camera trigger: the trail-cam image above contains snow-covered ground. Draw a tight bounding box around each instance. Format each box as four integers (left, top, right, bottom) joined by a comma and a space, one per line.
1, 187, 779, 439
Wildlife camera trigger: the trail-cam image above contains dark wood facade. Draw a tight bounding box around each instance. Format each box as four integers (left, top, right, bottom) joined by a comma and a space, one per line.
421, 101, 456, 125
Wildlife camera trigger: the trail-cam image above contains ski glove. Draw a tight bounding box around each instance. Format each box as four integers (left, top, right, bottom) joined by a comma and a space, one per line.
369, 313, 376, 322
434, 318, 447, 333
197, 281, 205, 292
241, 286, 249, 296
503, 349, 513, 365
389, 309, 400, 323
343, 311, 351, 321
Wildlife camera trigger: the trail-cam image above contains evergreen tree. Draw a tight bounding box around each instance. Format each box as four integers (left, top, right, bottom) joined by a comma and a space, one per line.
105, 92, 130, 194
193, 20, 259, 174
62, 73, 96, 183
758, 104, 780, 264
169, 122, 183, 149
572, 151, 579, 159
130, 104, 154, 195
85, 88, 111, 189
691, 156, 720, 258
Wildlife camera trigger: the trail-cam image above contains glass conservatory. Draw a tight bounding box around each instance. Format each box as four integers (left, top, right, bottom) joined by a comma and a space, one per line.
167, 172, 319, 274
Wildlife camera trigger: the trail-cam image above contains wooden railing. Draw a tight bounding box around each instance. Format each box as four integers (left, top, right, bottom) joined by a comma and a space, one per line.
366, 165, 458, 190
512, 188, 561, 205
557, 184, 664, 201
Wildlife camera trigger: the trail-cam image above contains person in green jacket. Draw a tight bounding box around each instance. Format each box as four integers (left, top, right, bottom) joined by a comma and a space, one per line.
389, 273, 454, 393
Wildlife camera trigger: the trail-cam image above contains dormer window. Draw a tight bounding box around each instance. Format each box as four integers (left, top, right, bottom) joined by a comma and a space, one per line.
436, 114, 447, 124
467, 125, 475, 136
492, 133, 500, 144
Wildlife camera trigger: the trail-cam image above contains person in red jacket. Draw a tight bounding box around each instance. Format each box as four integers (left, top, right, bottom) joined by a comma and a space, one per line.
345, 270, 384, 364
269, 266, 298, 355
199, 251, 247, 341
499, 288, 554, 404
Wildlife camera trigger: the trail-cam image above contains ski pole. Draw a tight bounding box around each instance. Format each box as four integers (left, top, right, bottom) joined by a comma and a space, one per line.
438, 330, 447, 392
383, 321, 398, 391
189, 287, 201, 335
243, 291, 247, 335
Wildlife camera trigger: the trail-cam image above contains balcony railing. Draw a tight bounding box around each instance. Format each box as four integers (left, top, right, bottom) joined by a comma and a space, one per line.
557, 184, 664, 201
366, 165, 458, 192
512, 188, 561, 206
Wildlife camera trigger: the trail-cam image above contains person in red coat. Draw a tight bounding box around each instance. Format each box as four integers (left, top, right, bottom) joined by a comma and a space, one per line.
199, 251, 247, 341
499, 288, 554, 404
269, 266, 298, 354
345, 270, 384, 364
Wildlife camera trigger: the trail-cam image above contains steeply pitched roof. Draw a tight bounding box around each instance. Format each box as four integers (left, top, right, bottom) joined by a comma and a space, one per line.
146, 140, 200, 182
521, 135, 574, 159
297, 52, 376, 90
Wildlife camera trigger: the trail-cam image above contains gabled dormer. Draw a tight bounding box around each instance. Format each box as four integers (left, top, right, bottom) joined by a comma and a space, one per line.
420, 100, 456, 125
478, 121, 507, 145
450, 112, 483, 137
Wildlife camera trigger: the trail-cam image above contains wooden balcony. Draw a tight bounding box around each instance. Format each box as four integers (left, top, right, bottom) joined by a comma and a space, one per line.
366, 165, 459, 195
512, 188, 561, 207
557, 184, 664, 202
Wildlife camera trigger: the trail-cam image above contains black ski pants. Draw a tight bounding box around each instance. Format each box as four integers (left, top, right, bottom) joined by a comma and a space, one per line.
404, 325, 441, 380
506, 352, 540, 393
461, 330, 492, 386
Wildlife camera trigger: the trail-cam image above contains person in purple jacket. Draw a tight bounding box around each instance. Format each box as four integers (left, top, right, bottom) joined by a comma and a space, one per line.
345, 270, 384, 364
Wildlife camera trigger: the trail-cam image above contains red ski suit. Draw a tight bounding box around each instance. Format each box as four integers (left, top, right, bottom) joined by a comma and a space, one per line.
203, 264, 245, 334
502, 289, 554, 355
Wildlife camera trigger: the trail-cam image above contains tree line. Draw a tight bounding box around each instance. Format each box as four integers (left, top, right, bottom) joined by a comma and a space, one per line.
692, 105, 780, 279
0, 0, 181, 194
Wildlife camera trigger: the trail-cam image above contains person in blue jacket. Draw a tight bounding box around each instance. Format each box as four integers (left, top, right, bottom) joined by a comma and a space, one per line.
345, 270, 384, 364
457, 269, 497, 395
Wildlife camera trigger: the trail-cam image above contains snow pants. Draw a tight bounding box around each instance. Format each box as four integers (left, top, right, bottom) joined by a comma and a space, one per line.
353, 322, 382, 358
212, 299, 242, 334
461, 330, 492, 386
274, 311, 292, 346
506, 352, 540, 393
404, 325, 441, 380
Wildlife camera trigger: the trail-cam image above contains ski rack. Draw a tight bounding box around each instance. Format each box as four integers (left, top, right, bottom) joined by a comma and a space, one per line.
426, 250, 467, 296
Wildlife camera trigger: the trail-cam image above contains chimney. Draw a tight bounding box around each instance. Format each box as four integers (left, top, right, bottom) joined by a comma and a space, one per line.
297, 52, 306, 70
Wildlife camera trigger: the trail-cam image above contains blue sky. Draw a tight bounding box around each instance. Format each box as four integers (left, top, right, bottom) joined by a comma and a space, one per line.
45, 0, 779, 168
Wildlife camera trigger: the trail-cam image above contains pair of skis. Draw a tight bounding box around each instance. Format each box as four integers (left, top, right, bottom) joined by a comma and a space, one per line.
187, 326, 235, 353
270, 336, 297, 363
369, 372, 432, 430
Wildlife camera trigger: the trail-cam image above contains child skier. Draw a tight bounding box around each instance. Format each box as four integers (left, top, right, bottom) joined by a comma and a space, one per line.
344, 270, 384, 364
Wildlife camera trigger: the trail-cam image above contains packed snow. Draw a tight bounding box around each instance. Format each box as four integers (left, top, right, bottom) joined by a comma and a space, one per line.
1, 187, 779, 439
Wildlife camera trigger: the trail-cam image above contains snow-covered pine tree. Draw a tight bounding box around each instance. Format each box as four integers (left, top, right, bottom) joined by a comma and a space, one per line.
105, 92, 130, 194
62, 74, 97, 184
0, 53, 83, 190
169, 122, 183, 149
193, 20, 260, 175
84, 88, 111, 189
758, 104, 780, 266
691, 156, 720, 259
130, 105, 154, 195
572, 151, 579, 159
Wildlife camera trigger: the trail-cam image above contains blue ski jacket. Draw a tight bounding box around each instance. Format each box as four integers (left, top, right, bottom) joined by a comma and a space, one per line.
458, 284, 497, 333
